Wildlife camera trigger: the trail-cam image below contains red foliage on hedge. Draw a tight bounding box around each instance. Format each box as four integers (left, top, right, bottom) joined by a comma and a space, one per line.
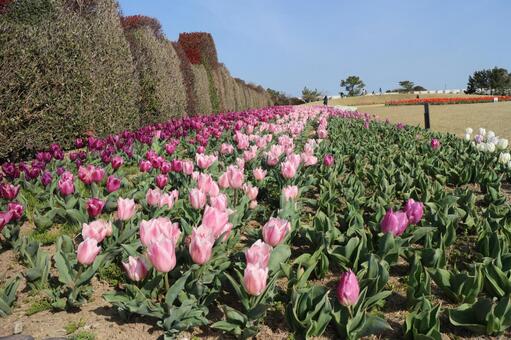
178, 32, 218, 67
121, 15, 164, 38
0, 0, 13, 14
386, 96, 511, 106
172, 41, 198, 115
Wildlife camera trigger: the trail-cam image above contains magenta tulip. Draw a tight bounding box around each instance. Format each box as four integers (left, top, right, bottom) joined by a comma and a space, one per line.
7, 202, 23, 220
92, 167, 105, 183
106, 175, 121, 193
77, 238, 101, 265
155, 174, 168, 189
243, 264, 268, 296
262, 217, 291, 246
111, 156, 124, 170
122, 256, 149, 282
323, 154, 334, 167
0, 211, 13, 231
431, 138, 441, 150
336, 270, 360, 306
147, 238, 176, 273
189, 225, 215, 265
58, 178, 74, 197
139, 160, 152, 172
86, 198, 105, 218
0, 184, 20, 200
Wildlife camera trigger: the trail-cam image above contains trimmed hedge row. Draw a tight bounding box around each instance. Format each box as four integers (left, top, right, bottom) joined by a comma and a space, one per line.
0, 1, 272, 161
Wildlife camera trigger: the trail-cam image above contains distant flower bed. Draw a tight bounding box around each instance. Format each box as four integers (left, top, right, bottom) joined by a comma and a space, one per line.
385, 96, 511, 106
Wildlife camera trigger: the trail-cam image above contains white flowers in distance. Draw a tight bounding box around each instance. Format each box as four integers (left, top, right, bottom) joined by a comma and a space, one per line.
497, 138, 509, 150
466, 127, 508, 154
499, 152, 511, 165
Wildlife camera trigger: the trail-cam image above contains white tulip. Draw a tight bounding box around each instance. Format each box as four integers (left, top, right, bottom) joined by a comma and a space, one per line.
497, 138, 509, 150
479, 128, 486, 136
464, 133, 471, 141
499, 152, 511, 164
508, 161, 511, 169
487, 143, 496, 153
476, 143, 485, 152
487, 131, 496, 139
465, 127, 473, 135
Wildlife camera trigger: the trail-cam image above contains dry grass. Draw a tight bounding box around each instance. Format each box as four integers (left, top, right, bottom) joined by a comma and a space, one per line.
308, 93, 478, 107
355, 101, 511, 140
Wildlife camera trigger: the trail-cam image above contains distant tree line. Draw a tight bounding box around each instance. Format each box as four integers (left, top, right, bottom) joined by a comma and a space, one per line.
466, 67, 511, 95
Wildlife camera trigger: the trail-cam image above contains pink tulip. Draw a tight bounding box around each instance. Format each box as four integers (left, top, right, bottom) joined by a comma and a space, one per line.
243, 147, 257, 162
122, 256, 149, 282
82, 220, 111, 242
226, 165, 244, 189
155, 174, 168, 189
146, 188, 162, 206
220, 143, 234, 155
245, 240, 271, 267
286, 153, 301, 169
218, 172, 230, 189
282, 185, 299, 201
431, 138, 441, 150
117, 197, 136, 220
253, 168, 267, 181
243, 184, 258, 201
86, 198, 105, 218
147, 238, 176, 273
7, 202, 23, 220
160, 161, 172, 174
249, 200, 258, 209
404, 199, 424, 225
243, 264, 268, 296
323, 154, 334, 167
236, 158, 245, 170
78, 165, 94, 185
182, 160, 194, 175
196, 153, 217, 170
77, 238, 101, 266
210, 193, 228, 211
280, 161, 297, 179
58, 178, 74, 197
302, 153, 318, 166
189, 225, 215, 265
262, 217, 291, 246
201, 205, 229, 239
111, 156, 124, 170
336, 270, 360, 306
159, 193, 177, 209
106, 175, 121, 193
189, 188, 207, 209
380, 208, 409, 236
0, 184, 20, 200
197, 173, 217, 196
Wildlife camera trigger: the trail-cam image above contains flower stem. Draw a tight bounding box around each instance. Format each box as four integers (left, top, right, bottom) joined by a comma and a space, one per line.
164, 272, 170, 291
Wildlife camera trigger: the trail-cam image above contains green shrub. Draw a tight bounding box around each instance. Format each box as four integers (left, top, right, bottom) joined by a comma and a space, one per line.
0, 0, 139, 161
173, 41, 198, 115
191, 64, 212, 114
124, 26, 187, 123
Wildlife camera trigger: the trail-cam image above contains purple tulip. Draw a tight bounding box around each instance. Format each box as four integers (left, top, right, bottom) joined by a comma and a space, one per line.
380, 208, 409, 236
430, 138, 441, 150
139, 160, 152, 173
336, 270, 360, 306
7, 202, 23, 220
41, 171, 52, 186
0, 184, 20, 200
323, 154, 334, 167
155, 174, 168, 189
0, 211, 13, 232
404, 199, 424, 225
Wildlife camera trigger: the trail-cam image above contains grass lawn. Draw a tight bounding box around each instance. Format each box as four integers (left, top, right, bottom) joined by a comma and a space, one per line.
356, 101, 511, 140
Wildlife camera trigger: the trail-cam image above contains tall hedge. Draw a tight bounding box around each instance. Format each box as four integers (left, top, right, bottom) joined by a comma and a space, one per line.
177, 32, 218, 66
172, 41, 198, 115
191, 64, 212, 114
124, 25, 187, 123
0, 0, 139, 160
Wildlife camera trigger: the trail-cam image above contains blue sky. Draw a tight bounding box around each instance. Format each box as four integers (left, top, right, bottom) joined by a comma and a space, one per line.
118, 0, 511, 96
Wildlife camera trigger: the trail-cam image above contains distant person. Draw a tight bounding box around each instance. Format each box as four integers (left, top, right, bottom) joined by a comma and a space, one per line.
416, 94, 420, 99
340, 92, 345, 98
379, 87, 382, 95
323, 95, 328, 106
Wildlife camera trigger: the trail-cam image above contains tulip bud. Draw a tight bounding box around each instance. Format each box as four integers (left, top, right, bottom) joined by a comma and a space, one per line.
189, 188, 207, 209
189, 225, 215, 265
252, 168, 267, 181
404, 199, 424, 225
82, 220, 111, 243
499, 152, 511, 165
243, 184, 258, 201
380, 208, 409, 236
7, 202, 24, 221
111, 156, 124, 170
155, 174, 168, 189
430, 138, 441, 150
243, 264, 268, 296
262, 217, 290, 247
147, 238, 176, 273
280, 161, 297, 179
323, 154, 334, 167
336, 270, 360, 306
0, 211, 13, 231
146, 188, 162, 206
77, 238, 101, 266
117, 197, 136, 220
282, 185, 299, 201
122, 256, 149, 282
0, 184, 20, 200
245, 240, 271, 267
41, 171, 52, 186
58, 178, 75, 197
226, 165, 244, 189
86, 198, 105, 218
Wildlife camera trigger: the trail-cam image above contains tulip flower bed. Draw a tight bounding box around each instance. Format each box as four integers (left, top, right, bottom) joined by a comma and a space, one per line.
385, 95, 511, 106
1, 105, 511, 339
